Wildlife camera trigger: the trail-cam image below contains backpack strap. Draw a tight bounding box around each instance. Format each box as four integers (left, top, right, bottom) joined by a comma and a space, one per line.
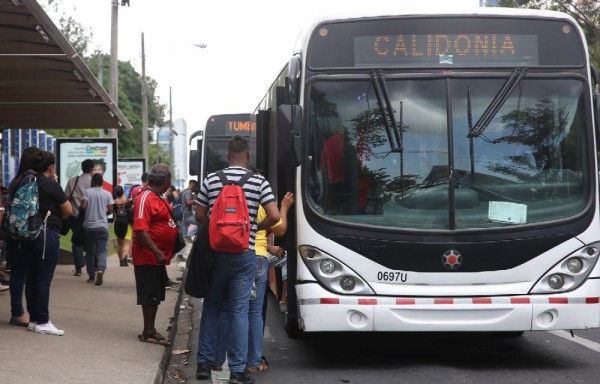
235, 171, 254, 188
216, 170, 229, 186
66, 176, 80, 201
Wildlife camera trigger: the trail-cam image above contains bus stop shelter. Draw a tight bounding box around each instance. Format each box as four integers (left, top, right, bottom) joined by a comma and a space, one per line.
0, 0, 131, 130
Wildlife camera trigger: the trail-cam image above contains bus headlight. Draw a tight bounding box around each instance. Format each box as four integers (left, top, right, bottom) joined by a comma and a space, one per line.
299, 245, 374, 295
566, 258, 583, 273
547, 274, 565, 290
530, 242, 600, 294
320, 260, 336, 274
340, 276, 356, 291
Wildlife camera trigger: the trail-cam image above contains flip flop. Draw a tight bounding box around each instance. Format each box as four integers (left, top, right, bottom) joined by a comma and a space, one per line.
138, 331, 171, 346
245, 362, 269, 373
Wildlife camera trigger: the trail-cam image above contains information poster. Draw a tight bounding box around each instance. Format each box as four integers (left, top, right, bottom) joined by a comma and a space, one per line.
56, 138, 118, 195
117, 158, 146, 198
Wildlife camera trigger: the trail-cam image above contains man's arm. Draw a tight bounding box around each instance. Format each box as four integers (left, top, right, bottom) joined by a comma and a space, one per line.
136, 230, 166, 263
258, 201, 280, 231
195, 204, 208, 225
59, 201, 73, 219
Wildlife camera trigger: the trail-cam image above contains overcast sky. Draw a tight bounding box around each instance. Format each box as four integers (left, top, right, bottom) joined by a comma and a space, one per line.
48, 0, 480, 136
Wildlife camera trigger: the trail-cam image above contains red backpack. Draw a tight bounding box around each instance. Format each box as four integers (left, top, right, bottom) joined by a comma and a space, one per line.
209, 170, 254, 253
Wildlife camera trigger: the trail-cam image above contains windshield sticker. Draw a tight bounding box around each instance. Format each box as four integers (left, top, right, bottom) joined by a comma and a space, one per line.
488, 201, 527, 224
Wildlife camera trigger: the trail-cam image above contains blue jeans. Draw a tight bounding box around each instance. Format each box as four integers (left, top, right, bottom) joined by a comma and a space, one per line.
179, 212, 196, 238
8, 239, 27, 318
84, 227, 109, 278
214, 256, 269, 368
23, 229, 60, 324
197, 250, 255, 373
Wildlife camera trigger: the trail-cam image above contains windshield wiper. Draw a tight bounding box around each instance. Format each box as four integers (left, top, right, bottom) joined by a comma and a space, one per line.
370, 70, 403, 152
467, 68, 527, 138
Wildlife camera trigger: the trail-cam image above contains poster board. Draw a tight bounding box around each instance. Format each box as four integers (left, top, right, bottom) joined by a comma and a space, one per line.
117, 157, 146, 198
56, 138, 118, 195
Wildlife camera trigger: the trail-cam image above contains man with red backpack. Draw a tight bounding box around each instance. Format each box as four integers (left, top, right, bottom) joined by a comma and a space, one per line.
194, 135, 279, 384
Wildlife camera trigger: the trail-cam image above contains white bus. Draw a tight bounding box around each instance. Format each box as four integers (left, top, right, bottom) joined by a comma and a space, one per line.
255, 7, 600, 337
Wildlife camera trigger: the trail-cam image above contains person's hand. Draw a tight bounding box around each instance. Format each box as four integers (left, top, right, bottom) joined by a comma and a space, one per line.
268, 245, 285, 257
155, 251, 166, 264
282, 192, 295, 209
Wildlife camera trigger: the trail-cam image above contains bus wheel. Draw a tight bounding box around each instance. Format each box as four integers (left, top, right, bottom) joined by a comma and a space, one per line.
493, 331, 524, 338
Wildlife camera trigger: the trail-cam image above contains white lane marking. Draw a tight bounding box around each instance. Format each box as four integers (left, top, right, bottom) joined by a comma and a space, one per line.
549, 330, 600, 353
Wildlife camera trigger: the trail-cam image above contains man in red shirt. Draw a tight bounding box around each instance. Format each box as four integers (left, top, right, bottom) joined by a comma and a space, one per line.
132, 164, 178, 347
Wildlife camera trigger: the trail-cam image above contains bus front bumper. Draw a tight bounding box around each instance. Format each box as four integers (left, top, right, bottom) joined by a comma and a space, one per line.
295, 280, 600, 332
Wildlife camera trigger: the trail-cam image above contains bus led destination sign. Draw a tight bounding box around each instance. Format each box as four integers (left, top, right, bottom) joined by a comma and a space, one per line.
227, 120, 256, 133
354, 34, 539, 67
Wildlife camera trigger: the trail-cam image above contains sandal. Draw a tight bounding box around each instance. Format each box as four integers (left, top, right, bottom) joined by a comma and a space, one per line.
138, 331, 171, 346
245, 362, 269, 373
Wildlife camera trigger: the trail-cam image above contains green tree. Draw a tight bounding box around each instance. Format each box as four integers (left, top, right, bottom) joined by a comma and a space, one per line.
41, 0, 167, 164
495, 0, 600, 67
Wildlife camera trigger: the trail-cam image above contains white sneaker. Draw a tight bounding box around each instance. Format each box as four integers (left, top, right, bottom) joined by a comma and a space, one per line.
27, 322, 37, 331
35, 321, 64, 336
0, 284, 9, 292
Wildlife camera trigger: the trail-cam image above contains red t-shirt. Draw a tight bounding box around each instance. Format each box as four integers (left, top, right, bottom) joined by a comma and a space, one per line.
132, 189, 178, 266
320, 131, 345, 184
130, 185, 143, 203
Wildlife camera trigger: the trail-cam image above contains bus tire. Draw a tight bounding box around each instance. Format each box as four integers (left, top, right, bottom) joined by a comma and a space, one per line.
493, 331, 524, 338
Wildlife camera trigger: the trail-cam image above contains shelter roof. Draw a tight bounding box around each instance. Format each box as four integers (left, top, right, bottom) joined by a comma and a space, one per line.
0, 0, 131, 130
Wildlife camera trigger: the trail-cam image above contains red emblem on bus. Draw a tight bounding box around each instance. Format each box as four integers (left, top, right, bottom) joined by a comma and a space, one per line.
443, 250, 462, 270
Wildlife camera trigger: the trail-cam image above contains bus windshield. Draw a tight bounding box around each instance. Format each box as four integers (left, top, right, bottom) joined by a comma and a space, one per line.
305, 77, 590, 230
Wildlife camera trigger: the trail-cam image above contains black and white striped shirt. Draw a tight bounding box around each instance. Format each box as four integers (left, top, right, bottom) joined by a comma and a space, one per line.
197, 166, 275, 250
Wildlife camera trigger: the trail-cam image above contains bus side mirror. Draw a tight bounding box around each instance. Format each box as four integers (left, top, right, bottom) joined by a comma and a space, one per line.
277, 104, 302, 167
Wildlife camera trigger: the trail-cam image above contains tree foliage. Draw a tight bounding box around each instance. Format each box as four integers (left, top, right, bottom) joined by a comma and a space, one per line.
42, 0, 167, 164
495, 0, 600, 67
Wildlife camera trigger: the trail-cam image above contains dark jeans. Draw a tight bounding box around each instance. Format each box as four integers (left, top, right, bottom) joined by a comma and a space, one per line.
8, 239, 27, 318
22, 229, 60, 324
197, 249, 255, 373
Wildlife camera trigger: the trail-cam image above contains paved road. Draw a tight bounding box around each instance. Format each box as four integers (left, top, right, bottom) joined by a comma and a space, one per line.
0, 252, 184, 384
168, 291, 600, 384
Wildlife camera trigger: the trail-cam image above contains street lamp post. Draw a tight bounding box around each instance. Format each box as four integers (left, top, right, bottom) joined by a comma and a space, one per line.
168, 86, 174, 172
141, 32, 149, 167
109, 0, 119, 139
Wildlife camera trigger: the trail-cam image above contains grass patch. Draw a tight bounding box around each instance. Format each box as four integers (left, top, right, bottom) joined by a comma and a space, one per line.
60, 223, 119, 256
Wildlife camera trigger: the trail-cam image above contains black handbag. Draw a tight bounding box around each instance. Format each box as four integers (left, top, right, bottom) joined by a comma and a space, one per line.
61, 176, 80, 236
60, 216, 72, 236
185, 220, 215, 298
154, 190, 186, 255
173, 231, 186, 254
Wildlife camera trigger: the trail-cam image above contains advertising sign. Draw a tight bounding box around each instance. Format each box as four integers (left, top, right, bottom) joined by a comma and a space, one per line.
56, 138, 118, 195
117, 158, 146, 198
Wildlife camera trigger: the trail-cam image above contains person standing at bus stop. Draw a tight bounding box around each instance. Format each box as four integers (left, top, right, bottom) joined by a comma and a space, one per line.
132, 164, 178, 347
80, 173, 114, 286
64, 159, 94, 277
176, 179, 198, 260
212, 189, 295, 374
195, 135, 280, 384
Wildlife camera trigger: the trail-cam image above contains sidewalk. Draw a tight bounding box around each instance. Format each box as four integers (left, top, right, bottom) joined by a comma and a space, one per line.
0, 248, 187, 384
